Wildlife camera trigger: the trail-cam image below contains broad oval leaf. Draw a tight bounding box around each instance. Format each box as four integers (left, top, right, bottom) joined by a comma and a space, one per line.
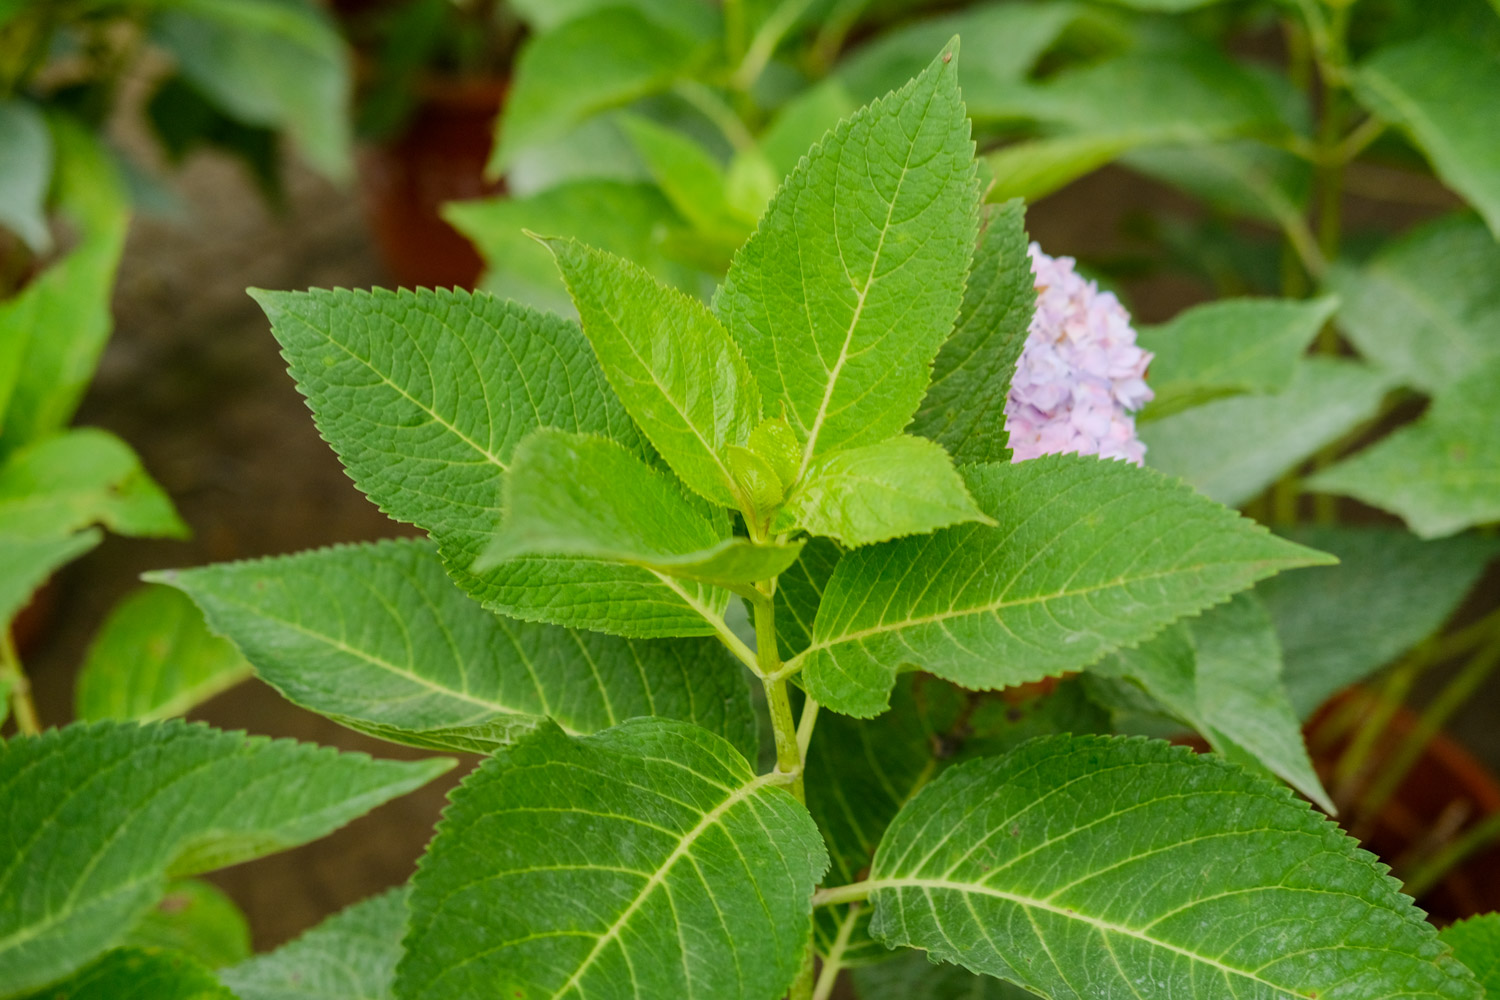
74, 585, 252, 723
863, 734, 1481, 1000
1308, 357, 1500, 539
1090, 591, 1332, 812
1325, 214, 1500, 395
1353, 33, 1500, 239
0, 720, 450, 998
543, 242, 762, 508
0, 428, 186, 540
1258, 526, 1500, 718
15, 947, 235, 1000
716, 42, 979, 473
155, 539, 757, 757
798, 455, 1333, 717
255, 286, 729, 638
220, 887, 407, 1000
1141, 357, 1393, 508
491, 7, 704, 173
1137, 296, 1337, 419
397, 718, 828, 1000
120, 880, 250, 970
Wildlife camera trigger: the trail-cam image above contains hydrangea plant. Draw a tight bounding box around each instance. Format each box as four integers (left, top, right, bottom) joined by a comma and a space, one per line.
5, 45, 1496, 1000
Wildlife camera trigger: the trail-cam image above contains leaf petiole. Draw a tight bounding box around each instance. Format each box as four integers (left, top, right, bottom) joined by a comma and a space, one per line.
0, 629, 40, 735
810, 882, 873, 908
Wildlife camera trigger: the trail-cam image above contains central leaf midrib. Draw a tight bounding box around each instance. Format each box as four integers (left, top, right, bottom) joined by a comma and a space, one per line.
548, 770, 782, 998
799, 82, 938, 475
870, 876, 1297, 993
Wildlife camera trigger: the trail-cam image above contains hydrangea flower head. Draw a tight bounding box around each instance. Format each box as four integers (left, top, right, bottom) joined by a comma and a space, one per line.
1004, 243, 1153, 465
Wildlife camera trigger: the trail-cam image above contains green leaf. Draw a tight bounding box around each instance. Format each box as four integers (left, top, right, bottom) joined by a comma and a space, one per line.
256, 286, 728, 638
1441, 915, 1500, 998
1091, 592, 1333, 812
491, 8, 703, 173
863, 734, 1481, 1000
149, 0, 351, 180
808, 678, 1108, 968
120, 880, 251, 970
852, 949, 1033, 999
1353, 33, 1500, 238
446, 181, 690, 319
1122, 141, 1311, 227
1141, 357, 1393, 508
1259, 526, 1500, 718
798, 455, 1333, 717
716, 42, 979, 475
911, 199, 1035, 465
487, 430, 802, 586
74, 585, 252, 723
620, 115, 742, 238
0, 429, 187, 539
986, 134, 1140, 203
988, 47, 1298, 200
834, 3, 1079, 117
0, 98, 53, 253
778, 435, 992, 547
1325, 214, 1500, 394
0, 119, 129, 450
508, 0, 718, 37
0, 720, 451, 997
397, 718, 828, 1000
15, 948, 235, 1000
155, 539, 758, 757
220, 887, 406, 1000
1308, 357, 1500, 538
1137, 296, 1337, 419
0, 530, 100, 627
546, 238, 762, 508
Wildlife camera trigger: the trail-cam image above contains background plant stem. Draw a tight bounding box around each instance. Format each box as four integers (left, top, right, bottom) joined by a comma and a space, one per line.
0, 629, 41, 735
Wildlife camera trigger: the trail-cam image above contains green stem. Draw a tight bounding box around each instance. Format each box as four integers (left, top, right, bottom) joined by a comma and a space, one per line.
1355, 630, 1500, 835
811, 882, 872, 908
1332, 656, 1423, 800
1401, 809, 1500, 900
1, 629, 40, 735
811, 903, 861, 1000
672, 80, 756, 153
732, 0, 817, 93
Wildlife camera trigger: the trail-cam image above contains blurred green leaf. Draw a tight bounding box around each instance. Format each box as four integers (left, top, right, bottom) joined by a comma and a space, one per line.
74, 585, 251, 723
15, 948, 234, 1000
0, 98, 53, 252
149, 0, 351, 180
1123, 140, 1312, 226
1258, 526, 1500, 717
0, 118, 129, 450
0, 429, 186, 540
1091, 592, 1333, 812
491, 8, 704, 173
1138, 296, 1337, 418
1326, 214, 1500, 394
508, 0, 719, 37
1309, 357, 1500, 538
446, 181, 690, 317
145, 75, 282, 203
0, 530, 100, 628
1354, 32, 1500, 238
620, 115, 742, 236
121, 880, 251, 970
220, 888, 406, 1000
851, 948, 1045, 998
1141, 357, 1393, 507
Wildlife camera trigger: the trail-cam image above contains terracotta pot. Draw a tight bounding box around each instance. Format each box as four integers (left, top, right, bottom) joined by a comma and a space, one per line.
357, 75, 507, 290
1309, 690, 1500, 920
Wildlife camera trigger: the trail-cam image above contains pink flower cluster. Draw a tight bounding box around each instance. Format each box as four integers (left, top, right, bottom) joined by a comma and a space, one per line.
1004, 243, 1153, 465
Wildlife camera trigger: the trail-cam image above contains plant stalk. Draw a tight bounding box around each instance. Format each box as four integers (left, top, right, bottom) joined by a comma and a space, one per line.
1355, 630, 1500, 837
811, 903, 861, 1000
1400, 809, 1500, 900
1, 629, 41, 735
